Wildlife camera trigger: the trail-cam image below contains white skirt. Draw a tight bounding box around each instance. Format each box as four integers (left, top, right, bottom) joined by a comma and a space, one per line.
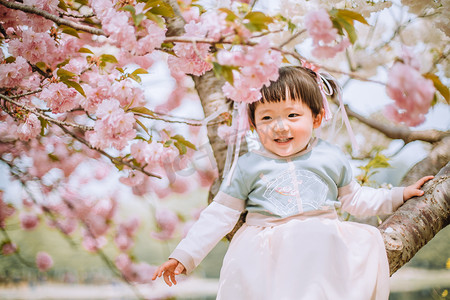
216, 211, 390, 300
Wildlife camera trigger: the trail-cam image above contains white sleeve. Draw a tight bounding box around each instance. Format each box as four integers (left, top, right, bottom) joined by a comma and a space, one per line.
169, 201, 242, 274
338, 180, 405, 217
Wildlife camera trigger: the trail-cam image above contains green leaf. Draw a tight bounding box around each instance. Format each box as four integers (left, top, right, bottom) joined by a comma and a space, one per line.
75, 0, 89, 5
243, 11, 273, 32
174, 141, 187, 155
100, 54, 118, 64
334, 9, 369, 25
48, 153, 60, 162
56, 58, 70, 68
5, 56, 16, 64
135, 118, 150, 136
120, 4, 136, 16
38, 116, 48, 136
145, 11, 165, 28
79, 47, 94, 54
116, 67, 125, 73
423, 73, 450, 104
57, 68, 76, 80
338, 17, 358, 44
219, 8, 238, 22
113, 159, 125, 171
132, 68, 149, 76
213, 62, 235, 85
171, 134, 196, 150
58, 0, 68, 11
65, 80, 86, 97
134, 13, 146, 27
149, 1, 174, 18
61, 27, 80, 38
366, 153, 390, 170
130, 106, 155, 116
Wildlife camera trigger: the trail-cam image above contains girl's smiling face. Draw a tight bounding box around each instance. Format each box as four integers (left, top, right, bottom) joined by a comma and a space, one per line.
254, 98, 323, 157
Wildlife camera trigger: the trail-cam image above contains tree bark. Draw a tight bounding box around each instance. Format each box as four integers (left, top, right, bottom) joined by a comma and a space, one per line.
379, 162, 450, 275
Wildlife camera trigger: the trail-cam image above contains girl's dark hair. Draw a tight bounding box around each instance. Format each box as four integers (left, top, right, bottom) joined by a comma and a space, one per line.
248, 66, 337, 127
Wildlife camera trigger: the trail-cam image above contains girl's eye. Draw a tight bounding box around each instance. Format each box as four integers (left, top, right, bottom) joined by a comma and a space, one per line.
262, 116, 272, 120
288, 113, 300, 118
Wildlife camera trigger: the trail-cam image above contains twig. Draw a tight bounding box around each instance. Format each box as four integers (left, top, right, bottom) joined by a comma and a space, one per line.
278, 29, 306, 48
58, 10, 95, 19
0, 0, 105, 36
9, 89, 43, 99
0, 93, 93, 131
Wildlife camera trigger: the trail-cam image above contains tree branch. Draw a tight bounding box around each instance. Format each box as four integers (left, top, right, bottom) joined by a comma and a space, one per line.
342, 103, 449, 144
0, 0, 105, 36
379, 162, 450, 275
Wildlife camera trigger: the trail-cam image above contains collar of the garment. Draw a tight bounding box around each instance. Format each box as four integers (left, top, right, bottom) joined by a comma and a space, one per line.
251, 137, 319, 160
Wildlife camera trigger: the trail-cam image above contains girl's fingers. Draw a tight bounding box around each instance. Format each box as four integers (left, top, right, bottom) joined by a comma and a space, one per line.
170, 272, 177, 285
163, 272, 172, 286
416, 176, 434, 188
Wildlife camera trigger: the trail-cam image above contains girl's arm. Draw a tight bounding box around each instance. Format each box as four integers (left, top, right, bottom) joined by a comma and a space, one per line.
152, 200, 242, 285
338, 176, 434, 217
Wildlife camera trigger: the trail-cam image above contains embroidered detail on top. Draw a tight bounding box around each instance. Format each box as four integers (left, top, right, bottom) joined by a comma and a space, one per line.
262, 169, 329, 217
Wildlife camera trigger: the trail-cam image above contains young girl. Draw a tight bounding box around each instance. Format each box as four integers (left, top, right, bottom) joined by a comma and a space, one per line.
152, 66, 433, 299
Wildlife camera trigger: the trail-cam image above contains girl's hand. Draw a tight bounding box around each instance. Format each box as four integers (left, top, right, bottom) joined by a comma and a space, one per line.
403, 176, 434, 201
152, 258, 186, 286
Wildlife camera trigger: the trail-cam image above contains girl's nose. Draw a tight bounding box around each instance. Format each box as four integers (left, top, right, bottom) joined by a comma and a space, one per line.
273, 117, 288, 133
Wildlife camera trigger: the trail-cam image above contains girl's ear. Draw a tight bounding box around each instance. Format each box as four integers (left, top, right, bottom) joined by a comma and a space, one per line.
313, 109, 324, 129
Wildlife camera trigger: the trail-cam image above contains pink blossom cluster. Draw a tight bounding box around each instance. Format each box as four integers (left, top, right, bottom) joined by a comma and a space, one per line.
36, 251, 53, 272
25, 135, 85, 178
86, 99, 136, 150
219, 39, 282, 103
20, 213, 40, 230
168, 10, 234, 76
111, 79, 145, 108
92, 0, 166, 55
151, 207, 180, 241
17, 114, 41, 142
115, 253, 156, 284
39, 82, 80, 114
0, 56, 32, 88
114, 217, 140, 252
8, 29, 58, 65
385, 62, 436, 126
79, 72, 116, 114
305, 9, 350, 59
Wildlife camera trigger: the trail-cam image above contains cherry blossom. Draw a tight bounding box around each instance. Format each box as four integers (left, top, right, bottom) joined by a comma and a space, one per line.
0, 56, 31, 88
151, 208, 179, 241
305, 9, 349, 58
39, 82, 79, 113
385, 62, 435, 126
8, 29, 58, 65
17, 114, 41, 142
36, 252, 53, 271
86, 99, 136, 150
20, 213, 40, 230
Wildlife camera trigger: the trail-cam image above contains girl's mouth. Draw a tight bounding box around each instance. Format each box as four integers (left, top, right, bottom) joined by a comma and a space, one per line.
274, 137, 293, 143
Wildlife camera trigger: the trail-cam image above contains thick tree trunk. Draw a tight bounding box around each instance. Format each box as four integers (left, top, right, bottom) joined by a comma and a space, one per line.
379, 162, 450, 275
